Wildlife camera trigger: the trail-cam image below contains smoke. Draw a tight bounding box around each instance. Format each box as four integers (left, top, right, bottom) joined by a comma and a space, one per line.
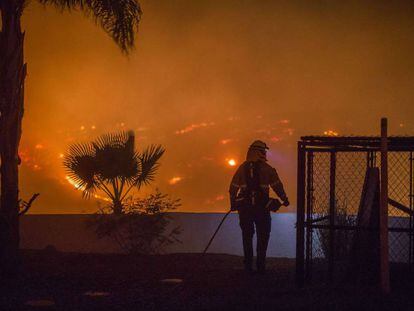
20, 0, 414, 213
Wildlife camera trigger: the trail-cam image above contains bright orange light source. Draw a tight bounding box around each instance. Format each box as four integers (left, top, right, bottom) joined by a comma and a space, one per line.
169, 177, 182, 185
65, 175, 83, 190
220, 139, 232, 145
324, 130, 339, 137
227, 159, 237, 166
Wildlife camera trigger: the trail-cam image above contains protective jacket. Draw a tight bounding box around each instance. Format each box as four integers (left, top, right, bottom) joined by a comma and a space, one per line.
229, 160, 288, 207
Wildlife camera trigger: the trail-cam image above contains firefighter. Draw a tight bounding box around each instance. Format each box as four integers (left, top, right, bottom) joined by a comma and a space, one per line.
229, 140, 289, 273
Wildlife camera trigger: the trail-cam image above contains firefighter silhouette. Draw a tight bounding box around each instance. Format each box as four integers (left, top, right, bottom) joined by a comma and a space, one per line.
229, 140, 289, 273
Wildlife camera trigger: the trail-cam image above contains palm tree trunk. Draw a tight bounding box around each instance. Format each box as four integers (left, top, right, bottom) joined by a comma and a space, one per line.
0, 0, 26, 278
113, 200, 123, 215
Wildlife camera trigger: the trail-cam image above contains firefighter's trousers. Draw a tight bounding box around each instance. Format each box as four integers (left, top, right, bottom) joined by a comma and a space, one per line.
238, 207, 271, 269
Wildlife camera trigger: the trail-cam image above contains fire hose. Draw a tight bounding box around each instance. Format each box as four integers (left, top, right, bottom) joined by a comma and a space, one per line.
202, 198, 282, 254
202, 210, 232, 254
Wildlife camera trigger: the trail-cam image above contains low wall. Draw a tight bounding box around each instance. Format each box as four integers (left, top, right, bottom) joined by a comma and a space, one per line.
20, 213, 297, 257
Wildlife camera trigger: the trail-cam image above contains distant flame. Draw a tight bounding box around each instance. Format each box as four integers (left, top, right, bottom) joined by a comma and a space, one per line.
227, 159, 236, 166
324, 130, 339, 137
65, 175, 84, 190
169, 177, 182, 185
220, 139, 232, 145
65, 176, 110, 202
175, 122, 215, 135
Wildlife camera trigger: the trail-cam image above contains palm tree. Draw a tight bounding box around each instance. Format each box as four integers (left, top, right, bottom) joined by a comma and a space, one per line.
0, 0, 142, 276
64, 131, 165, 214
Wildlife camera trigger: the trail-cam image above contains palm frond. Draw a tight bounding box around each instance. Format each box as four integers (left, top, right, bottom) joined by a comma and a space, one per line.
93, 131, 139, 181
135, 145, 165, 188
39, 0, 142, 52
63, 142, 98, 197
93, 131, 130, 150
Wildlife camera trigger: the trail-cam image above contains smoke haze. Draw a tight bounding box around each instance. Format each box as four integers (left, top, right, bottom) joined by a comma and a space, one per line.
20, 0, 414, 213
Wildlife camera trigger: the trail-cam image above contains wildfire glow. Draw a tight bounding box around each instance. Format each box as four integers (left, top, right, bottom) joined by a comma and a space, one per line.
220, 139, 232, 145
169, 176, 182, 185
227, 159, 237, 166
324, 130, 339, 137
175, 122, 215, 135
65, 175, 83, 190
65, 176, 110, 202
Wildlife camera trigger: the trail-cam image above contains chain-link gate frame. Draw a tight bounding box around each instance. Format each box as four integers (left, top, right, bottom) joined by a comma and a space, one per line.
296, 136, 414, 286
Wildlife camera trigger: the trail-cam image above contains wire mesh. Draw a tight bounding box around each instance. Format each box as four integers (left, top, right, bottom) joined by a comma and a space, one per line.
388, 151, 413, 262
302, 147, 414, 283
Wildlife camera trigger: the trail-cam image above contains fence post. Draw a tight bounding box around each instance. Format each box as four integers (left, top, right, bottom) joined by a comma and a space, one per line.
328, 151, 336, 281
305, 151, 314, 281
380, 118, 390, 294
296, 141, 306, 287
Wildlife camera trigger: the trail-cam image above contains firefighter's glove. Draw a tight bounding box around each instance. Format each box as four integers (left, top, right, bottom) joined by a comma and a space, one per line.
282, 198, 290, 207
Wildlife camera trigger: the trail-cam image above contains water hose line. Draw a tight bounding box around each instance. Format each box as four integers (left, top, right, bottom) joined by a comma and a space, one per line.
203, 210, 232, 254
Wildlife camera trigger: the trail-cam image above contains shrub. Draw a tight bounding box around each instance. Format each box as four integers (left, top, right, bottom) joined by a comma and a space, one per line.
89, 190, 181, 254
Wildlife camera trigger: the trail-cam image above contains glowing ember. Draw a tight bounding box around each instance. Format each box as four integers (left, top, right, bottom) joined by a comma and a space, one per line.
215, 195, 225, 201
80, 126, 85, 131
65, 176, 110, 201
175, 122, 215, 135
283, 128, 294, 136
65, 175, 83, 190
227, 159, 236, 166
324, 130, 339, 137
220, 139, 232, 145
169, 177, 182, 185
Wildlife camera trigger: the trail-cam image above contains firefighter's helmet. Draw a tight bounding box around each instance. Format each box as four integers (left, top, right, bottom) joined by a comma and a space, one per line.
249, 140, 269, 152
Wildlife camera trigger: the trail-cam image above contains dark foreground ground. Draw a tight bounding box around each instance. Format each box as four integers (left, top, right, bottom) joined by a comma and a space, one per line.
2, 250, 414, 310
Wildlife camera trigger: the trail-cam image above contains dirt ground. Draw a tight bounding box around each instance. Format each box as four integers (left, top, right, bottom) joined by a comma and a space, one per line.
2, 250, 414, 310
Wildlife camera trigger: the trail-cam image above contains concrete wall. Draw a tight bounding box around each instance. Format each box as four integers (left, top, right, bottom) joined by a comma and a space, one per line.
20, 213, 297, 257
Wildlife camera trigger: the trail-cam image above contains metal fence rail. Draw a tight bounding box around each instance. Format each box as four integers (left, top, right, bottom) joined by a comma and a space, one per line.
296, 136, 414, 286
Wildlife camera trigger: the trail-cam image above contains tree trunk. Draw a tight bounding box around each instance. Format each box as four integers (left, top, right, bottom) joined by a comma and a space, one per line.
113, 200, 123, 215
0, 0, 26, 279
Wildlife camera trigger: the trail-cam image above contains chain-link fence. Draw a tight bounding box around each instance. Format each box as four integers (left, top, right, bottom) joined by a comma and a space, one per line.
296, 137, 414, 285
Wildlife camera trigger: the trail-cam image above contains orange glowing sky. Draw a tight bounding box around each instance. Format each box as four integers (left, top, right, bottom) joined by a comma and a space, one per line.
19, 0, 414, 213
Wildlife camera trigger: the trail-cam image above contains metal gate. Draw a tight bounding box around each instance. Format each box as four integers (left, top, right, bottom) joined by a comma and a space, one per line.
295, 136, 414, 286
